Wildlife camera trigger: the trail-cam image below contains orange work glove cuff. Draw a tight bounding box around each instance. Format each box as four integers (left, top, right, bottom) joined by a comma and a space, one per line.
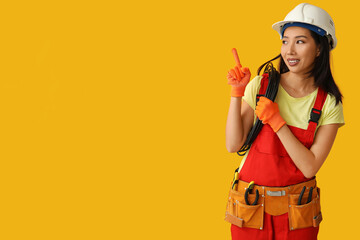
231, 86, 245, 97
269, 112, 286, 132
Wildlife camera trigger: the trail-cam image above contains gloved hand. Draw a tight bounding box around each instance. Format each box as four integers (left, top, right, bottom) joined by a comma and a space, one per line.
227, 48, 251, 97
255, 96, 286, 132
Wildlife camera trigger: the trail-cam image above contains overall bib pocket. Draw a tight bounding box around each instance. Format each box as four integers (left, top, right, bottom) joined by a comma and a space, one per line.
225, 189, 264, 229
288, 187, 322, 230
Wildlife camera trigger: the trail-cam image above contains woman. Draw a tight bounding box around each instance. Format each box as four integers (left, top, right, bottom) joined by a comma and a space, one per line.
224, 3, 344, 240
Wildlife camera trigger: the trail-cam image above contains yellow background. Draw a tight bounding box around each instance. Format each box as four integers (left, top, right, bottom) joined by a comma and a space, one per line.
0, 0, 357, 239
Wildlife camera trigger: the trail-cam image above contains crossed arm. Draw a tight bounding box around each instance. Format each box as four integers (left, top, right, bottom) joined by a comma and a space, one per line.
226, 98, 340, 178
276, 123, 339, 178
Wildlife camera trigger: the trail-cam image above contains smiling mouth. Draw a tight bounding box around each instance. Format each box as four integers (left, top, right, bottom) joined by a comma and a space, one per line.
288, 59, 300, 66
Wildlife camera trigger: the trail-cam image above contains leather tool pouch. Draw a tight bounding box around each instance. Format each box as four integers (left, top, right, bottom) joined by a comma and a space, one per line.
224, 188, 264, 230
288, 187, 323, 230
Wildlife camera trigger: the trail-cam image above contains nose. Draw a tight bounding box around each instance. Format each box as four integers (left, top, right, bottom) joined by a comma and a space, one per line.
286, 42, 296, 55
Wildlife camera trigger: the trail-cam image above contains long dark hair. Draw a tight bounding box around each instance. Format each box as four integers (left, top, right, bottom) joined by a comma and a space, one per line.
256, 30, 343, 105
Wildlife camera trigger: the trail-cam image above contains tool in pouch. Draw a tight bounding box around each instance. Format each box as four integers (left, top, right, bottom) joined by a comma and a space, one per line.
297, 186, 313, 205
225, 170, 264, 229
292, 186, 322, 228
288, 184, 322, 230
244, 181, 259, 205
231, 169, 259, 205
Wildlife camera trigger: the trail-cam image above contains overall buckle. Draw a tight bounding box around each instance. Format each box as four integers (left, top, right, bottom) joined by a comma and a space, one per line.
309, 108, 322, 124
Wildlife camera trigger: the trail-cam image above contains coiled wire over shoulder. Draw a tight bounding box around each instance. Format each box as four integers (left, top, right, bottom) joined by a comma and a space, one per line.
237, 62, 280, 156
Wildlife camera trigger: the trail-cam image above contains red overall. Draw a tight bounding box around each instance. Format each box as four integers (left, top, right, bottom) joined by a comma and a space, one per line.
231, 74, 327, 240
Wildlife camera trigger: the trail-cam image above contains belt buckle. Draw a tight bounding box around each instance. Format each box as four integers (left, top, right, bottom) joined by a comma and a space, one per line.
266, 190, 286, 197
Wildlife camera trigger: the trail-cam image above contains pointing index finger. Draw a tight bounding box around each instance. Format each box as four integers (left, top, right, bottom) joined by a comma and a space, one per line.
232, 48, 242, 67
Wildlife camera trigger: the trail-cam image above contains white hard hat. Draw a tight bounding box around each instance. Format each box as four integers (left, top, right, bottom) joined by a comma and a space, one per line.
272, 3, 337, 50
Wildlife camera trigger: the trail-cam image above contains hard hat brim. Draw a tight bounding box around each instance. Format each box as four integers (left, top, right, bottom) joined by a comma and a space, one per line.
272, 20, 290, 39
272, 20, 337, 50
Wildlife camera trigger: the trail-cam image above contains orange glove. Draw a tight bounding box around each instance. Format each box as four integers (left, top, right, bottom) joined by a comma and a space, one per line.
227, 48, 251, 97
255, 97, 286, 132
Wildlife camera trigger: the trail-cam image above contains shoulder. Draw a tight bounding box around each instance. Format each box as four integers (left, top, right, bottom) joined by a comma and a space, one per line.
322, 92, 343, 112
246, 75, 263, 92
319, 92, 345, 128
243, 75, 264, 110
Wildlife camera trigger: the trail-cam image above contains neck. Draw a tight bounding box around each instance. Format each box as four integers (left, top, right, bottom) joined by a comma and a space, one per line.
281, 72, 316, 93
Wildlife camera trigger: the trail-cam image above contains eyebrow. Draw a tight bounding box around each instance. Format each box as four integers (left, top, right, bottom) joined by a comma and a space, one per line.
283, 35, 308, 39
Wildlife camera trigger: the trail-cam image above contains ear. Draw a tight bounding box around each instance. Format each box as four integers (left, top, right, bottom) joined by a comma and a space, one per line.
316, 46, 321, 57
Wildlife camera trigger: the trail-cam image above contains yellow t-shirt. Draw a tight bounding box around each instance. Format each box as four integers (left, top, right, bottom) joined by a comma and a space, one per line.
238, 75, 345, 171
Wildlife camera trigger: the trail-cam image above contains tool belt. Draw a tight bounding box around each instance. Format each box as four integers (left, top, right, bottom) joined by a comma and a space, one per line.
224, 178, 323, 230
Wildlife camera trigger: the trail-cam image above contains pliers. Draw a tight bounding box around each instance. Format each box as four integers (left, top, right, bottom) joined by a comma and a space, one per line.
244, 181, 259, 205
297, 186, 313, 205
231, 168, 240, 190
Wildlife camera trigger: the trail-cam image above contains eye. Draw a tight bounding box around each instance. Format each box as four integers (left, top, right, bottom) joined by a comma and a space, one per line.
282, 40, 287, 44
297, 40, 304, 44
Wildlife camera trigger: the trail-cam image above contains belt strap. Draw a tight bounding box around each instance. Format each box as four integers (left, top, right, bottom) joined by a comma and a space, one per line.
235, 178, 317, 195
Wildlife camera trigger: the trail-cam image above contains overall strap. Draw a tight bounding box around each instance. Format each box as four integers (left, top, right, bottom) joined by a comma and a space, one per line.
256, 73, 269, 104
305, 87, 328, 145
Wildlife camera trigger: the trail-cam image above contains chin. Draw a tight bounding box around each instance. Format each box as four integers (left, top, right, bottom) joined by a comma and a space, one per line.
287, 65, 305, 73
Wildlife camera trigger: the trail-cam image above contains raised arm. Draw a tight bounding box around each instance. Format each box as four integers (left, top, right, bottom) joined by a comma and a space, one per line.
226, 98, 255, 152
225, 48, 254, 153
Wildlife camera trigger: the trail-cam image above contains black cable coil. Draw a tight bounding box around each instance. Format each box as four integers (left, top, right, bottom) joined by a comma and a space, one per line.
237, 61, 280, 156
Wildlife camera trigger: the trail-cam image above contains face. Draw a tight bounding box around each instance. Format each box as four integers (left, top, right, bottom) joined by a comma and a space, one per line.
281, 26, 320, 75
